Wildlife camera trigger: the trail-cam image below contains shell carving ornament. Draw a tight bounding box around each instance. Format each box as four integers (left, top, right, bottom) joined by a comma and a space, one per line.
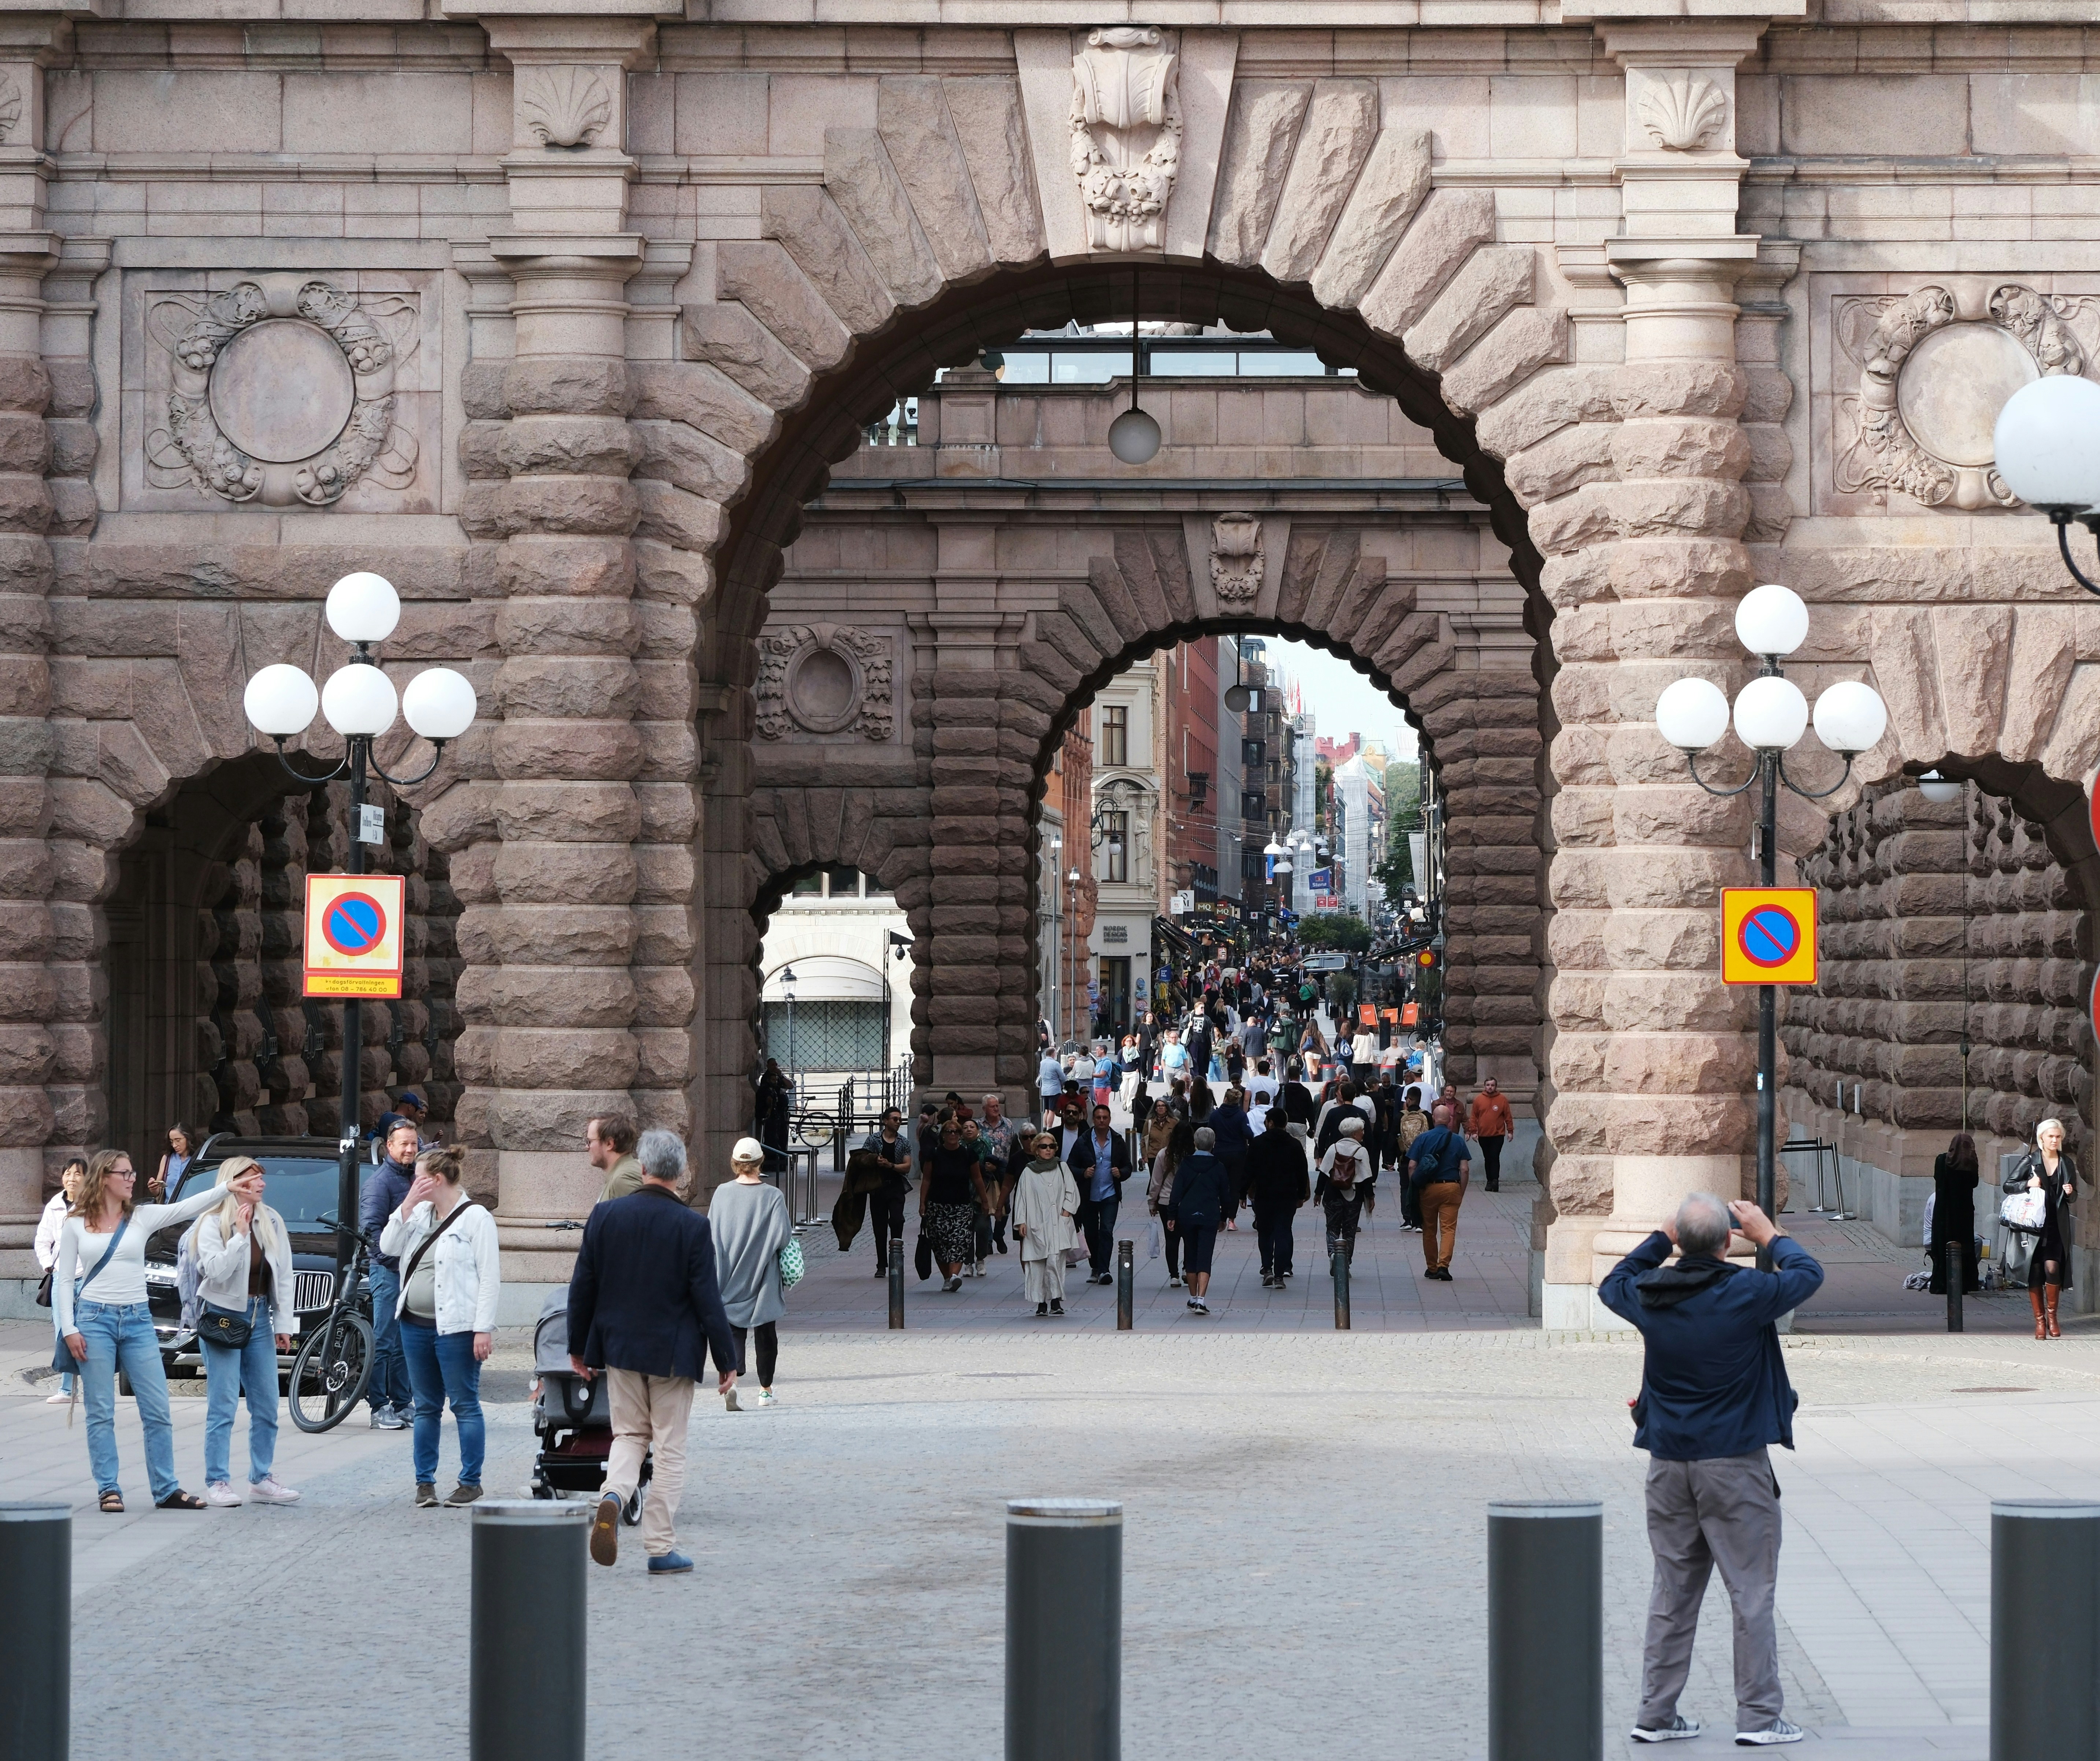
756, 622, 895, 742
521, 67, 613, 149
145, 275, 419, 508
1070, 27, 1182, 253
1835, 282, 2092, 512
1636, 74, 1728, 151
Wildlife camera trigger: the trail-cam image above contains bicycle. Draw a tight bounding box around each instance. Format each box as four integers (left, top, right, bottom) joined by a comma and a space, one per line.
287, 1213, 376, 1434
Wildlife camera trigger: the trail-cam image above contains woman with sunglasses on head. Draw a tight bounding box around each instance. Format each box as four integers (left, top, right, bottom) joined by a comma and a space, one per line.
190, 1155, 301, 1507
52, 1147, 225, 1512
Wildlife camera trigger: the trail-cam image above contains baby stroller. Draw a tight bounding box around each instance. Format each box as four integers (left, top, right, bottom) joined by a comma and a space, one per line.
528, 1290, 649, 1520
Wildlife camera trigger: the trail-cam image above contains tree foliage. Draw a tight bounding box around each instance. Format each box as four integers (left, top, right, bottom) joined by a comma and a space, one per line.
1296, 911, 1372, 953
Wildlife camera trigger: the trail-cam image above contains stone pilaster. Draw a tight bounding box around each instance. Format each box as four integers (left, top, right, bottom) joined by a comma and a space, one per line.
1538, 21, 1767, 1327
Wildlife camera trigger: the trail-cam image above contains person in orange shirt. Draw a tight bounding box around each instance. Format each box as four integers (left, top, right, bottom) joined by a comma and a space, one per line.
1466, 1077, 1516, 1192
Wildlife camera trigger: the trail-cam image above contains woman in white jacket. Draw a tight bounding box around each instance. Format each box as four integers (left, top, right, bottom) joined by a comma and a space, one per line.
190, 1156, 301, 1507
34, 1158, 85, 1404
378, 1145, 499, 1508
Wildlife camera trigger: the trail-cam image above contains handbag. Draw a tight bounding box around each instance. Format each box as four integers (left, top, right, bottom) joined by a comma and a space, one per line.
2001, 1183, 2047, 1232
914, 1231, 934, 1282
196, 1302, 255, 1350
777, 1235, 805, 1291
33, 1265, 52, 1308
52, 1216, 129, 1373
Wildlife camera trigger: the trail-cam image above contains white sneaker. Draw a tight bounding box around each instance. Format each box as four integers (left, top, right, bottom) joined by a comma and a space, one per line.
974, 1262, 986, 1278
45, 1390, 70, 1405
1734, 1718, 1803, 1746
203, 1482, 244, 1508
754, 1389, 777, 1407
249, 1477, 301, 1505
1630, 1714, 1701, 1743
724, 1386, 741, 1412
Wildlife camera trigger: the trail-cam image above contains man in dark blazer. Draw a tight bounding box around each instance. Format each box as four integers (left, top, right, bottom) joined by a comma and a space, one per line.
567, 1127, 740, 1578
1066, 1101, 1131, 1285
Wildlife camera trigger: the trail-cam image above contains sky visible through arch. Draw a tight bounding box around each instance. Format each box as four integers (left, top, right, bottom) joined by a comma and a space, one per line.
1260, 639, 1419, 762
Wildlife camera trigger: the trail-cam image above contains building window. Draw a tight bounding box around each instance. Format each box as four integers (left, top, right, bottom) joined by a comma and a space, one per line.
762, 1000, 888, 1070
823, 863, 862, 898
791, 872, 822, 896
1100, 704, 1128, 767
1242, 738, 1264, 767
1100, 811, 1129, 883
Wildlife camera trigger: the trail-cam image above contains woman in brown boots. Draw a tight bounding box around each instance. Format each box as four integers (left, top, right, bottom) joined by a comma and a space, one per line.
2005, 1118, 2083, 1339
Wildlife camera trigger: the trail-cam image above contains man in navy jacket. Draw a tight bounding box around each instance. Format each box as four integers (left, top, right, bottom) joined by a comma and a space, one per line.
1067, 1103, 1131, 1285
567, 1128, 740, 1578
1601, 1193, 1824, 1749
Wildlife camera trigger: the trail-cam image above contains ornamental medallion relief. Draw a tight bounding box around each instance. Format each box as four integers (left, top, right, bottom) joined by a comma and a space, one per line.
127, 271, 438, 514
756, 623, 895, 743
1069, 27, 1182, 253
1822, 276, 2100, 514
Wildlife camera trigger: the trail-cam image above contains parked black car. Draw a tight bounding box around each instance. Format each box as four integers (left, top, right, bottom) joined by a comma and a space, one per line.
143, 1135, 375, 1379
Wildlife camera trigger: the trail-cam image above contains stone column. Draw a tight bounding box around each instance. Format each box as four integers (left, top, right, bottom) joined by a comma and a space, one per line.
451, 15, 656, 1281
1538, 22, 1767, 1327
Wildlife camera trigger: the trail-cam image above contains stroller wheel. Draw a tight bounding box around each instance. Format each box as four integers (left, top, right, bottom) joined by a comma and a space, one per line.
530, 1481, 553, 1500
622, 1487, 643, 1527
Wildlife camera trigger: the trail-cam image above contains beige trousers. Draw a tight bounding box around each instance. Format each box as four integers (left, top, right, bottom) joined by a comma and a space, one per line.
604, 1369, 695, 1559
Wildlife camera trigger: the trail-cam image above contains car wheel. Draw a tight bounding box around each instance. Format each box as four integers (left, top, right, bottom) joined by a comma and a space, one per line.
116, 1368, 132, 1398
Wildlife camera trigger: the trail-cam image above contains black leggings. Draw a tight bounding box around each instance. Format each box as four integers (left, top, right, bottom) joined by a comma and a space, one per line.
733, 1323, 778, 1389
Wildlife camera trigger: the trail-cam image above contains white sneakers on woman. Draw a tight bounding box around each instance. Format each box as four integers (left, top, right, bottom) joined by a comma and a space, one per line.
204, 1478, 301, 1507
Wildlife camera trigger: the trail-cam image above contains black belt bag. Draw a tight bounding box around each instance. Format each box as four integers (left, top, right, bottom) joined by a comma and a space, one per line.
197, 1302, 255, 1349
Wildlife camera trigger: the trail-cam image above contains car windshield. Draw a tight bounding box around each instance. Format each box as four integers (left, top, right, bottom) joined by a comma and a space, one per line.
173, 1158, 369, 1232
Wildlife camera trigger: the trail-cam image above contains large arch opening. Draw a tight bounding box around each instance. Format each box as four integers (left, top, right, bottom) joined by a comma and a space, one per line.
699, 258, 1562, 1170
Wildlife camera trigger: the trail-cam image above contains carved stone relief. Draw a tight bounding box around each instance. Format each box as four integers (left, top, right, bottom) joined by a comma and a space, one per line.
1210, 511, 1263, 602
143, 274, 420, 509
1069, 27, 1182, 253
1830, 280, 2093, 513
1636, 74, 1727, 151
756, 622, 895, 742
521, 68, 612, 149
0, 74, 22, 146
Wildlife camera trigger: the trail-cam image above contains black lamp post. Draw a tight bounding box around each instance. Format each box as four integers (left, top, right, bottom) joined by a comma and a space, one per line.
243, 571, 477, 1272
1656, 583, 1888, 1267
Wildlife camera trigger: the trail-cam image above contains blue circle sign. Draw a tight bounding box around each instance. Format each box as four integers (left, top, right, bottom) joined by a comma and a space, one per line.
1738, 904, 1800, 969
322, 891, 386, 958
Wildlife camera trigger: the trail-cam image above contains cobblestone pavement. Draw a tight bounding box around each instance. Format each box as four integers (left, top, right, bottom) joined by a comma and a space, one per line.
10, 1314, 2094, 1760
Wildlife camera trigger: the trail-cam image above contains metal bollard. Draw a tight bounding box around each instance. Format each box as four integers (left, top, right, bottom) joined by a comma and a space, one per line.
1488, 1501, 1602, 1761
1116, 1239, 1133, 1329
1947, 1238, 1964, 1333
889, 1236, 904, 1330
471, 1501, 588, 1761
0, 1503, 69, 1761
1333, 1241, 1351, 1329
1992, 1499, 2100, 1760
1007, 1499, 1122, 1761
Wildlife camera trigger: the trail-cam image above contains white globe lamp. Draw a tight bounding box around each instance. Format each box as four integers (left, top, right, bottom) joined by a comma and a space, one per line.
1655, 677, 1731, 752
1993, 374, 2100, 514
1735, 583, 1810, 658
243, 663, 319, 738
1733, 674, 1810, 752
326, 570, 401, 645
321, 662, 399, 737
1108, 406, 1161, 466
1918, 770, 1963, 804
1810, 679, 1889, 756
401, 667, 478, 741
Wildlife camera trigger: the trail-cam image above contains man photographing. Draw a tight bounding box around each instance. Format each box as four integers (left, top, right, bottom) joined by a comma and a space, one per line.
1602, 1193, 1825, 1748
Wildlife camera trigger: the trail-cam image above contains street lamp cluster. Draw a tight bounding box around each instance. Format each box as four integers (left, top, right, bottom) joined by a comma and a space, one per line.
1655, 582, 1890, 1262
241, 570, 477, 1259
1993, 374, 2100, 595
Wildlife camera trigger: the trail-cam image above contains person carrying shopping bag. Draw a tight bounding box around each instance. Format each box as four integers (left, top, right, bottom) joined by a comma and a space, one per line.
189, 1156, 301, 1507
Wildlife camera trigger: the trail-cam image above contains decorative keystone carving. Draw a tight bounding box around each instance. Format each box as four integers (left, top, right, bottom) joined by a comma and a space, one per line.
145, 275, 419, 508
1835, 281, 2091, 512
1070, 27, 1182, 253
1210, 512, 1264, 603
1636, 74, 1727, 151
521, 67, 613, 149
756, 622, 895, 742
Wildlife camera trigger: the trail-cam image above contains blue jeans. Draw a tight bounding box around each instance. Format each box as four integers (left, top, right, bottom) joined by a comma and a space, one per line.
367, 1264, 413, 1413
201, 1296, 280, 1487
72, 1299, 180, 1503
400, 1320, 483, 1487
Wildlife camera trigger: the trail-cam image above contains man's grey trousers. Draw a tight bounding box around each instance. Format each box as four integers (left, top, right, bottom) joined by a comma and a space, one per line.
1638, 1449, 1785, 1731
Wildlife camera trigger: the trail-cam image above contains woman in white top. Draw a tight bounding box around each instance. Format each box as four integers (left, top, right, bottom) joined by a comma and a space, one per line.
53, 1147, 223, 1513
34, 1157, 85, 1404
379, 1145, 500, 1508
189, 1156, 300, 1507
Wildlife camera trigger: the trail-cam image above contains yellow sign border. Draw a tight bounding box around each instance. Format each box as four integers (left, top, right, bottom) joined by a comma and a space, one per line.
304, 873, 405, 1000
1721, 887, 1818, 986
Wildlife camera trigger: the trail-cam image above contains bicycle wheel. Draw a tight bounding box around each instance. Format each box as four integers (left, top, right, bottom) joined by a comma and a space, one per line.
289, 1312, 374, 1433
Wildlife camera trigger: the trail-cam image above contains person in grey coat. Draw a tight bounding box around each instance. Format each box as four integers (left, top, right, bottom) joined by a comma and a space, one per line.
709, 1136, 794, 1407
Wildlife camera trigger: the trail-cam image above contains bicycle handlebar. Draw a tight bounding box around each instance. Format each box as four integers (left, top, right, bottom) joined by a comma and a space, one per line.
313, 1212, 374, 1247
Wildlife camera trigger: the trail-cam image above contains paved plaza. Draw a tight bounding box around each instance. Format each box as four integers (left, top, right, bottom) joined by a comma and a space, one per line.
7, 1177, 2085, 1761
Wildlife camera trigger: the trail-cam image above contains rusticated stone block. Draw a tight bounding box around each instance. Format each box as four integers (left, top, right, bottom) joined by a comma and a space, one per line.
492, 721, 644, 784
503, 356, 629, 418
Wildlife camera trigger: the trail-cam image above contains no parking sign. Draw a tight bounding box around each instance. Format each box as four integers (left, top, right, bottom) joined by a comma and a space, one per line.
1720, 888, 1818, 986
304, 873, 405, 998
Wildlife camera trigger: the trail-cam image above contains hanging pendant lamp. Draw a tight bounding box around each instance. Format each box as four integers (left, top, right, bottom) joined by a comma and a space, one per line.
1108, 264, 1161, 465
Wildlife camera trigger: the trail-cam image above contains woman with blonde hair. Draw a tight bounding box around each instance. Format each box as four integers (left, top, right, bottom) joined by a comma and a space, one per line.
2004, 1117, 2085, 1339
190, 1155, 300, 1506
53, 1147, 223, 1512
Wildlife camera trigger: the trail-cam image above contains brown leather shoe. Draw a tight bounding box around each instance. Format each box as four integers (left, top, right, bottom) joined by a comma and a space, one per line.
2045, 1285, 2063, 1339
2032, 1288, 2047, 1340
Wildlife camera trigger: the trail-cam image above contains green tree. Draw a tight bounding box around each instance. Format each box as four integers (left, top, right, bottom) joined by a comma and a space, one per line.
1379, 760, 1423, 898
1297, 911, 1371, 954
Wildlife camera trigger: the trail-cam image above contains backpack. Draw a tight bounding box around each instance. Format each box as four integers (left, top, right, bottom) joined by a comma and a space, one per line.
176, 1226, 204, 1331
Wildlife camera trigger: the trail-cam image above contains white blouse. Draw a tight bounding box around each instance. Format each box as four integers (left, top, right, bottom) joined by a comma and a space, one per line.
52, 1187, 223, 1334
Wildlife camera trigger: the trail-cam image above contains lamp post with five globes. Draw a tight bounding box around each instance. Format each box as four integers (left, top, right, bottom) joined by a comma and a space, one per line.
241, 571, 478, 1266
1654, 584, 1889, 1263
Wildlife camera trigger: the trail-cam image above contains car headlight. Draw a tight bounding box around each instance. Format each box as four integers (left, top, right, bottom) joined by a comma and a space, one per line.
143, 1266, 177, 1285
